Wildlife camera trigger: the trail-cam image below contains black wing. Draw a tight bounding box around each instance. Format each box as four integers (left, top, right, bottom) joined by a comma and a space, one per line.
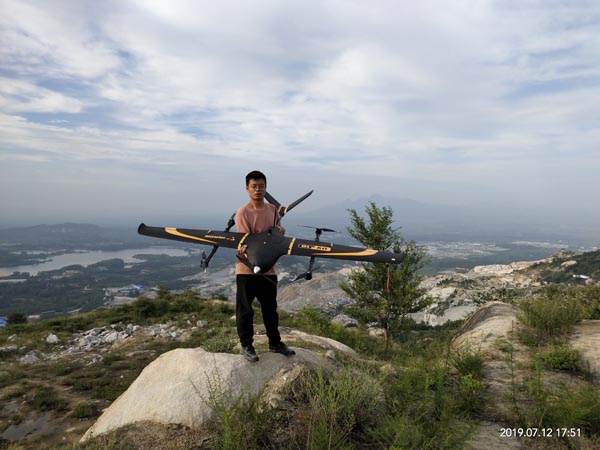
137, 223, 247, 250
288, 237, 404, 264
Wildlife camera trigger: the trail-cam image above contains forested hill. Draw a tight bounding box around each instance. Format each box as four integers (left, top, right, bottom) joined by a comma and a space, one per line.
533, 249, 600, 284
0, 223, 154, 251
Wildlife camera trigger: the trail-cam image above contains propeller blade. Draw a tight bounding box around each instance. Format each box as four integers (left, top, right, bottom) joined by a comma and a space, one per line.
299, 225, 337, 233
284, 190, 313, 215
264, 192, 281, 208
266, 190, 313, 223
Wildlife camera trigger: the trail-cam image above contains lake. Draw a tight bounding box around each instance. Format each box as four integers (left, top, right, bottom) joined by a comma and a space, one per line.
0, 247, 191, 277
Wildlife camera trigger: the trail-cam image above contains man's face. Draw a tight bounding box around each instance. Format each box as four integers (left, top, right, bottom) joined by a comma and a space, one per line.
246, 178, 266, 201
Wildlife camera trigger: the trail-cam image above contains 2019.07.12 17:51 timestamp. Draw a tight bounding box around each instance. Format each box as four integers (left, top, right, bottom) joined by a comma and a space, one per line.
500, 428, 581, 438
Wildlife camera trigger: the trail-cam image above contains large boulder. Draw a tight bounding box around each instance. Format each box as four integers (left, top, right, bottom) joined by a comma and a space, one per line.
81, 339, 341, 442
568, 320, 600, 382
453, 302, 527, 423
454, 301, 600, 450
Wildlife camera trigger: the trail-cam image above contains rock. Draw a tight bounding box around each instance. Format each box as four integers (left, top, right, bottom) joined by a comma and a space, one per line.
197, 320, 208, 328
379, 364, 397, 376
253, 330, 357, 356
561, 260, 577, 268
332, 314, 359, 328
412, 303, 479, 327
368, 327, 386, 337
428, 286, 457, 302
21, 351, 42, 364
452, 302, 528, 423
103, 331, 120, 344
46, 334, 60, 345
453, 301, 518, 351
325, 350, 336, 360
568, 320, 600, 382
81, 346, 332, 442
0, 345, 18, 353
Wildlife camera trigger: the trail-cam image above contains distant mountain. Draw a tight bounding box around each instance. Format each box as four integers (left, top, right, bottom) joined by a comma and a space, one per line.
291, 195, 493, 240
291, 195, 599, 244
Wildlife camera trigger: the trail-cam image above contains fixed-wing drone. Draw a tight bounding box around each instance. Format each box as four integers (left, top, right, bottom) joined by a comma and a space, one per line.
138, 190, 404, 281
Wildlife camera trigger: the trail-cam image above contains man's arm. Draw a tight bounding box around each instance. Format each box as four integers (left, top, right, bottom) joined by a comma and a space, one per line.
235, 207, 250, 257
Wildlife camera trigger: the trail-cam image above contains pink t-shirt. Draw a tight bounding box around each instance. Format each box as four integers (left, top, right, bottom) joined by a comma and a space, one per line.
235, 202, 277, 275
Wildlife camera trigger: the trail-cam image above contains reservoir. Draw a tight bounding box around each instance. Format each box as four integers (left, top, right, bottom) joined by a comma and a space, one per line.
0, 247, 191, 277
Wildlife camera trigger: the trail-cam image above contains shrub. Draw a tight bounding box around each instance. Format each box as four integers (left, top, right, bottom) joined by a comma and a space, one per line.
451, 347, 485, 379
71, 402, 99, 419
517, 295, 583, 341
523, 364, 600, 432
202, 329, 236, 353
203, 371, 274, 450
541, 345, 581, 371
132, 297, 170, 319
288, 367, 382, 450
456, 374, 484, 415
7, 312, 27, 325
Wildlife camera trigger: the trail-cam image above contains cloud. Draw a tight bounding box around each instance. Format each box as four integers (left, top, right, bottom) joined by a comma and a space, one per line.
0, 78, 83, 113
0, 0, 599, 227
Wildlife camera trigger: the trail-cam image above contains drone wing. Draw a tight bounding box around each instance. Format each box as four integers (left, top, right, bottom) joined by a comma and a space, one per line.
138, 223, 246, 250
288, 237, 404, 265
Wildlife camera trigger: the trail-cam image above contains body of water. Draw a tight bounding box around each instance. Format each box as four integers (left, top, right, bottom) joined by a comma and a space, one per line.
0, 247, 191, 277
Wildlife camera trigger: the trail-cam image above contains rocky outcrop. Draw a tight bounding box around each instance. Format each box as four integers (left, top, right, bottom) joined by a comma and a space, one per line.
569, 320, 600, 382
454, 301, 600, 447
81, 332, 351, 442
453, 302, 527, 423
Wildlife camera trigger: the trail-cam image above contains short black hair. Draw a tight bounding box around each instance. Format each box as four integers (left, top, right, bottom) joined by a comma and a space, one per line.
246, 170, 267, 186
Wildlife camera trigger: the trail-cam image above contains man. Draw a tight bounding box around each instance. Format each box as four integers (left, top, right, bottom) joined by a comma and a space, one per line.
235, 170, 296, 362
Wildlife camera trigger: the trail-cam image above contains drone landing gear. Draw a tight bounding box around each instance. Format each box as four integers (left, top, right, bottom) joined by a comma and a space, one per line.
292, 226, 336, 282
201, 213, 236, 272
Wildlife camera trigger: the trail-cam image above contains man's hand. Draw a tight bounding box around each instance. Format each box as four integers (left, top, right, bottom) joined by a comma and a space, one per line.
276, 225, 286, 235
238, 244, 248, 258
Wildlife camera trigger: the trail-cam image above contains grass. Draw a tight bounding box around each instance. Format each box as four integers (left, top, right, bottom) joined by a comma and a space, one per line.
3, 286, 600, 449
517, 296, 584, 344
540, 344, 582, 372
27, 386, 68, 412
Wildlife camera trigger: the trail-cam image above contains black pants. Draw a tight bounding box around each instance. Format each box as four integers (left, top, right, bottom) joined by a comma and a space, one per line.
236, 275, 281, 347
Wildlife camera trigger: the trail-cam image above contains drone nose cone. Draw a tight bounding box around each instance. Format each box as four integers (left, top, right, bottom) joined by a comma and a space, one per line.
253, 266, 261, 274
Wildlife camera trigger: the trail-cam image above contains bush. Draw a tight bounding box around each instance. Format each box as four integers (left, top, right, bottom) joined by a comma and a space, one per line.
288, 367, 382, 449
71, 402, 99, 419
204, 371, 275, 450
517, 295, 583, 342
132, 297, 170, 319
451, 347, 485, 380
456, 374, 484, 415
541, 345, 581, 371
7, 312, 27, 325
202, 329, 236, 353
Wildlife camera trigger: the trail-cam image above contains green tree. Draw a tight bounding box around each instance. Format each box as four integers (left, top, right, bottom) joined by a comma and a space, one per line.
340, 202, 430, 350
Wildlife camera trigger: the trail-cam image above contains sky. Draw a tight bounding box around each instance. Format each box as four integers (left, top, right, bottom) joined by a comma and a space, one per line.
1, 0, 599, 233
